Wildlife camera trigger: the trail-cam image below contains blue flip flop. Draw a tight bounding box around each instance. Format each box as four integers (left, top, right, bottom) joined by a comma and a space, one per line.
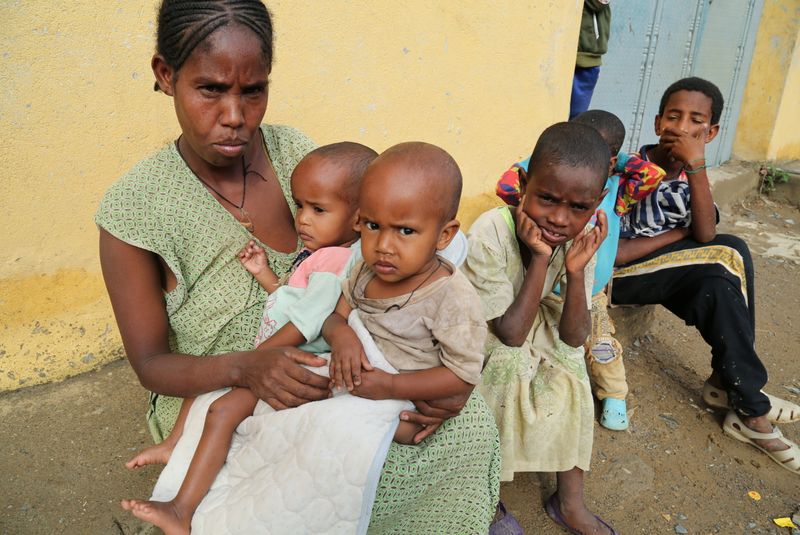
545, 494, 618, 535
600, 397, 629, 431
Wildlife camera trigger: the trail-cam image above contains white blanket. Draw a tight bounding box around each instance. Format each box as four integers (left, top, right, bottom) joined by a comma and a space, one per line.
150, 311, 413, 534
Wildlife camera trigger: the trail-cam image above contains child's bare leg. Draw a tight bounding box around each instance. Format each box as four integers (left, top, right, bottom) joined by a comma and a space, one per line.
127, 397, 195, 469
121, 388, 258, 534
393, 420, 424, 445
550, 467, 615, 535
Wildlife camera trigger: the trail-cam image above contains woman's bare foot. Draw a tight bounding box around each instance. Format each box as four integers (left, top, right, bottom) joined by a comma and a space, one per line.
125, 440, 175, 469
120, 499, 191, 535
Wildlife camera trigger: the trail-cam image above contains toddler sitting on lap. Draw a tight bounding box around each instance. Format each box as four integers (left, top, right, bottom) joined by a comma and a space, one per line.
322, 142, 488, 445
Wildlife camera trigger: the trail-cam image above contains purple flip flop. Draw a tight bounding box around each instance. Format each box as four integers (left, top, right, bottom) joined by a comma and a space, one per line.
545, 494, 619, 535
488, 501, 524, 535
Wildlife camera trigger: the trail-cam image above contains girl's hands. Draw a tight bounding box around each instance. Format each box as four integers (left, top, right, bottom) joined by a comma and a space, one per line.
659, 126, 706, 168
239, 240, 269, 275
515, 204, 552, 258
350, 368, 393, 400
565, 209, 608, 274
328, 324, 373, 392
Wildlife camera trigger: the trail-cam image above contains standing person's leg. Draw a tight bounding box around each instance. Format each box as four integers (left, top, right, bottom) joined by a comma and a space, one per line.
569, 66, 601, 119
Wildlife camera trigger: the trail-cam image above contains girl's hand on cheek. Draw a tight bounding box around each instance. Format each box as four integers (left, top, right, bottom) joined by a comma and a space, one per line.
566, 210, 607, 274
515, 204, 552, 258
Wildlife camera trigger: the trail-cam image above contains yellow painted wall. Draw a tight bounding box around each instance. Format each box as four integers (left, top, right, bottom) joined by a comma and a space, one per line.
770, 24, 800, 160
0, 1, 582, 391
734, 0, 800, 161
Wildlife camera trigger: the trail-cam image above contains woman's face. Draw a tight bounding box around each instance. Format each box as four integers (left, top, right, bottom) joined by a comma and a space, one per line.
154, 24, 270, 169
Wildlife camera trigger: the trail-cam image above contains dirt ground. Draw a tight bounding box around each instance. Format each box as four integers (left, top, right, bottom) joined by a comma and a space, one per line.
2, 195, 799, 535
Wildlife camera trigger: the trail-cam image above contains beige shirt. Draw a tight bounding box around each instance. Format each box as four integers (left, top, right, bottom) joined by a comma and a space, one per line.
343, 259, 487, 385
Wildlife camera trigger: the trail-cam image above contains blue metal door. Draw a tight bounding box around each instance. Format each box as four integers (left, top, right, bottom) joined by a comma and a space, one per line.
590, 0, 764, 166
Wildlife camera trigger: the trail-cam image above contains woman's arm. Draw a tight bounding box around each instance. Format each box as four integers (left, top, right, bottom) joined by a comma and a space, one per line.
615, 227, 691, 266
99, 229, 330, 409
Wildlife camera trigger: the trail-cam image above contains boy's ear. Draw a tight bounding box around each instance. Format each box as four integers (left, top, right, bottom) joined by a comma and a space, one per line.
152, 54, 175, 96
436, 219, 461, 251
654, 114, 662, 136
608, 155, 618, 177
705, 123, 720, 144
518, 167, 529, 196
351, 209, 361, 232
596, 187, 609, 207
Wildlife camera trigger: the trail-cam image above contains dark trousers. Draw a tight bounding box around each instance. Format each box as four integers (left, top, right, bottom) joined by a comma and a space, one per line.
611, 234, 770, 417
569, 66, 600, 119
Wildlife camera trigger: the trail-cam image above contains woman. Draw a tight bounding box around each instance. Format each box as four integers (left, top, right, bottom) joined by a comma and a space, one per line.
96, 1, 500, 532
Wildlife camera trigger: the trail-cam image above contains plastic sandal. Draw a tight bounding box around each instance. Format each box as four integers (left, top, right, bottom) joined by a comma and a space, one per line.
723, 410, 800, 475
488, 501, 524, 535
703, 382, 800, 424
600, 397, 629, 431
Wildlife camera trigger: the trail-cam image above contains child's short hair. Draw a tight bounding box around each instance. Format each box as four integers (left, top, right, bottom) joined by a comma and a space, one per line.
308, 142, 378, 204
528, 122, 610, 192
658, 77, 724, 125
572, 110, 625, 156
377, 142, 462, 222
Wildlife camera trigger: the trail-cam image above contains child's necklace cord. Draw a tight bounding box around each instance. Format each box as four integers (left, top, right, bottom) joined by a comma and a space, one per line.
175, 137, 267, 233
384, 257, 444, 313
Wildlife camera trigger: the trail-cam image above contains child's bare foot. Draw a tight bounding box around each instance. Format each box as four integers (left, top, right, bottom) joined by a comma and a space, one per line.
120, 499, 191, 535
125, 440, 175, 469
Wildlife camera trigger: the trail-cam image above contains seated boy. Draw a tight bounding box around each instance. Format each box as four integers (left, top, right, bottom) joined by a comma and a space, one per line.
612, 76, 800, 475
495, 110, 665, 430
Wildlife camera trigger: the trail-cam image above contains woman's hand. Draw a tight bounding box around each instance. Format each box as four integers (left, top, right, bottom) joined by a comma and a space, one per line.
240, 347, 331, 410
515, 203, 552, 259
565, 209, 608, 274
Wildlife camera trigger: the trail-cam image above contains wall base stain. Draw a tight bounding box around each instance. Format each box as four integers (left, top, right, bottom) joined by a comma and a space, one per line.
0, 269, 123, 392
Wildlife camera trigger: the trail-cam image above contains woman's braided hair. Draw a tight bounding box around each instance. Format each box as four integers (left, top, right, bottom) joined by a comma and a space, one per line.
154, 0, 273, 90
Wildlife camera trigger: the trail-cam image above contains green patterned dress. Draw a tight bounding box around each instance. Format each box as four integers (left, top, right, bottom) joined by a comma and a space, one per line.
96, 124, 499, 534
462, 207, 595, 480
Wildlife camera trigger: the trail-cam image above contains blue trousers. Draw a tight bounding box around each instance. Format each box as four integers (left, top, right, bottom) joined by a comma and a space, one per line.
569, 66, 600, 119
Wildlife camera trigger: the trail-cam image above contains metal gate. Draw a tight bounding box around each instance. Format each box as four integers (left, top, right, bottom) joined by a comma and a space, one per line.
590, 0, 764, 166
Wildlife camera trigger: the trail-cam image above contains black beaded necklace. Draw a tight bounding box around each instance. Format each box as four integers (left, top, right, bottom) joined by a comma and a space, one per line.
175, 137, 267, 233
